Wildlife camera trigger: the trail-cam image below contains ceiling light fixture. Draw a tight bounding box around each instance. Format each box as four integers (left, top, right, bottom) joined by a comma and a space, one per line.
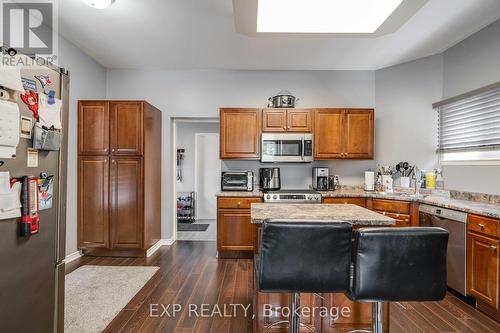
257, 0, 403, 33
82, 0, 115, 9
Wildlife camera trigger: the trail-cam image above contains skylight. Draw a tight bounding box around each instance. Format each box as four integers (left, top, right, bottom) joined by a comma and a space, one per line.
257, 0, 404, 33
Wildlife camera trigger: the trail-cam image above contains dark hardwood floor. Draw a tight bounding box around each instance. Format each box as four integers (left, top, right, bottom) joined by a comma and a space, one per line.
66, 241, 500, 333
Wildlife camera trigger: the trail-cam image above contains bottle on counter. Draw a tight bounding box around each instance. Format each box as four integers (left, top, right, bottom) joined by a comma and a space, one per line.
425, 171, 437, 189
436, 168, 444, 190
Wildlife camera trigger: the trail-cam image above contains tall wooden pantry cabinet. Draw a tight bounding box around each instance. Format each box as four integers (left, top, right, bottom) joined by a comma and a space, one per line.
78, 101, 162, 257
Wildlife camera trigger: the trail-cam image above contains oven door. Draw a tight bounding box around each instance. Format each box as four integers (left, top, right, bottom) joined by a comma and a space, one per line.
261, 133, 312, 162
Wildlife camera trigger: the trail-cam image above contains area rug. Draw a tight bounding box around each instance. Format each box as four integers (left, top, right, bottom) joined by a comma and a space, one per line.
65, 265, 159, 333
178, 223, 210, 231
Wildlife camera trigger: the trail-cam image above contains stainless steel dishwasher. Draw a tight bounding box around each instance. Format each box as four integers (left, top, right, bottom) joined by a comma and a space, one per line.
419, 204, 468, 296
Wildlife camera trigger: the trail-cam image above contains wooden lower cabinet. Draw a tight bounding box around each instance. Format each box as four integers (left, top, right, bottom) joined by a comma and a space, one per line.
323, 197, 366, 208
217, 197, 262, 257
110, 157, 143, 249
369, 198, 418, 227
78, 156, 109, 248
467, 214, 499, 320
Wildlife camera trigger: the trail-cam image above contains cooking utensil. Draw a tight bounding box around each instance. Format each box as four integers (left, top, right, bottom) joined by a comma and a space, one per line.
268, 91, 299, 108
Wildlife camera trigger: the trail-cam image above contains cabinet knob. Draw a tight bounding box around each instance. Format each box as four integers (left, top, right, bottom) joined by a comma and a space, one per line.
237, 202, 241, 207
478, 223, 485, 230
490, 245, 497, 252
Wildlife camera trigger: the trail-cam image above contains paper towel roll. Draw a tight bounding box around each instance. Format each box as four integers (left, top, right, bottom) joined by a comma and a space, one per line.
364, 171, 375, 191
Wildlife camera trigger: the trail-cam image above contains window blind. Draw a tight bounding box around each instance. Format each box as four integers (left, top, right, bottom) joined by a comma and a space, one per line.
436, 86, 500, 153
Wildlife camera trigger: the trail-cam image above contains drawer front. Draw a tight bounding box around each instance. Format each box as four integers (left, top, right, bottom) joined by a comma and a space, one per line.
217, 197, 262, 209
468, 214, 499, 238
323, 197, 366, 208
376, 211, 411, 227
372, 199, 410, 214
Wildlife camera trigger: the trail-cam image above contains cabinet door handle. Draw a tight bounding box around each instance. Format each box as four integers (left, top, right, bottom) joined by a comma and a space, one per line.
490, 245, 497, 251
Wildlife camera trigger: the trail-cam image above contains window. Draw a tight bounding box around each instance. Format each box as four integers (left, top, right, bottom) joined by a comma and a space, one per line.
434, 83, 500, 163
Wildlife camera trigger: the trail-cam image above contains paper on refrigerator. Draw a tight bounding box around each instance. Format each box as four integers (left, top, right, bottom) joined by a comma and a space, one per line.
0, 171, 22, 220
38, 93, 62, 129
0, 99, 20, 158
0, 68, 24, 92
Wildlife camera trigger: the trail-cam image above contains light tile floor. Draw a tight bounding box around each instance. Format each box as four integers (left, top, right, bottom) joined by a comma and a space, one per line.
177, 219, 217, 241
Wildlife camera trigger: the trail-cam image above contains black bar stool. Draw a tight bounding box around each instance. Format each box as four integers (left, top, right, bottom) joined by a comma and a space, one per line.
255, 220, 353, 333
347, 227, 449, 333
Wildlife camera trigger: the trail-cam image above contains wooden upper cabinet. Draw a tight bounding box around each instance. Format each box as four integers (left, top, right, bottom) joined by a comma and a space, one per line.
314, 108, 374, 160
110, 102, 144, 156
110, 157, 143, 249
345, 109, 374, 159
78, 156, 109, 248
262, 109, 287, 132
287, 109, 312, 132
78, 101, 109, 155
262, 109, 311, 132
220, 108, 261, 159
313, 109, 344, 159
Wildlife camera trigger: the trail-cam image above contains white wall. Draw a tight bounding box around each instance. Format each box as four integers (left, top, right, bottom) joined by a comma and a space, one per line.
58, 36, 107, 256
440, 19, 500, 195
176, 122, 219, 193
106, 69, 375, 239
375, 54, 443, 172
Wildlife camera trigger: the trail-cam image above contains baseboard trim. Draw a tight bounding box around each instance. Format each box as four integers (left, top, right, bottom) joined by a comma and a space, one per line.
146, 238, 176, 257
64, 250, 83, 264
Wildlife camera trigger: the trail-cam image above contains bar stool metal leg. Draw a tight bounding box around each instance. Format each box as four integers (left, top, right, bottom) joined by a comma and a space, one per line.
372, 302, 383, 333
347, 302, 383, 333
290, 292, 300, 333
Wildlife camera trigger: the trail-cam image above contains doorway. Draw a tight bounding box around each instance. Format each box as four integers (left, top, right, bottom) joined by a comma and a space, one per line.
173, 119, 220, 241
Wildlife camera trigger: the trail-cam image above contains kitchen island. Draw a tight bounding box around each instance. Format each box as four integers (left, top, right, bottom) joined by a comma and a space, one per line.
251, 203, 395, 333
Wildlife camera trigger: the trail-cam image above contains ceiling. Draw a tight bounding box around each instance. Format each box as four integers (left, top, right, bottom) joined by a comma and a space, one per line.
58, 0, 500, 70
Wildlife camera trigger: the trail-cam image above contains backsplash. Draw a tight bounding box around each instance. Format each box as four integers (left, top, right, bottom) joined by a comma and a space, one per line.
222, 160, 375, 189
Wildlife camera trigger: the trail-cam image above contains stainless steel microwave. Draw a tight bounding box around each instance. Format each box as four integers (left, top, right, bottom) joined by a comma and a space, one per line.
261, 133, 313, 163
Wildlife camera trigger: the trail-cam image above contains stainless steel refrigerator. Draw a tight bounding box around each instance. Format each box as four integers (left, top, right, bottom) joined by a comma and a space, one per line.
0, 57, 69, 333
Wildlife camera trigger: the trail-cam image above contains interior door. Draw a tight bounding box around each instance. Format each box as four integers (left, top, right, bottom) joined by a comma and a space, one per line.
195, 133, 221, 220
344, 109, 374, 159
78, 156, 109, 248
313, 109, 344, 159
110, 157, 143, 249
78, 101, 109, 155
110, 101, 143, 156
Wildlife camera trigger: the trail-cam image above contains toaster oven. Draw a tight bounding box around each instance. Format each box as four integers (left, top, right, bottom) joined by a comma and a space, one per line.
221, 171, 254, 191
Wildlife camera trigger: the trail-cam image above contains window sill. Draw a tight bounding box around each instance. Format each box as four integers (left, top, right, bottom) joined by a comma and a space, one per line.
440, 160, 500, 166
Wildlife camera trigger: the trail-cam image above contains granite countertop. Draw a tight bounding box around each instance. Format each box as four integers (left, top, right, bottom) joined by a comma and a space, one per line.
251, 203, 395, 226
217, 188, 500, 219
419, 196, 500, 219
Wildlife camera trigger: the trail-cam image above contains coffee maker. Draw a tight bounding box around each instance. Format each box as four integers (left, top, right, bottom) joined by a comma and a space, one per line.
312, 167, 330, 190
259, 167, 281, 191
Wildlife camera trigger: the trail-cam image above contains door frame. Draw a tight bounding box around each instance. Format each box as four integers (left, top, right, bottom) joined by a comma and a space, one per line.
171, 118, 219, 240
